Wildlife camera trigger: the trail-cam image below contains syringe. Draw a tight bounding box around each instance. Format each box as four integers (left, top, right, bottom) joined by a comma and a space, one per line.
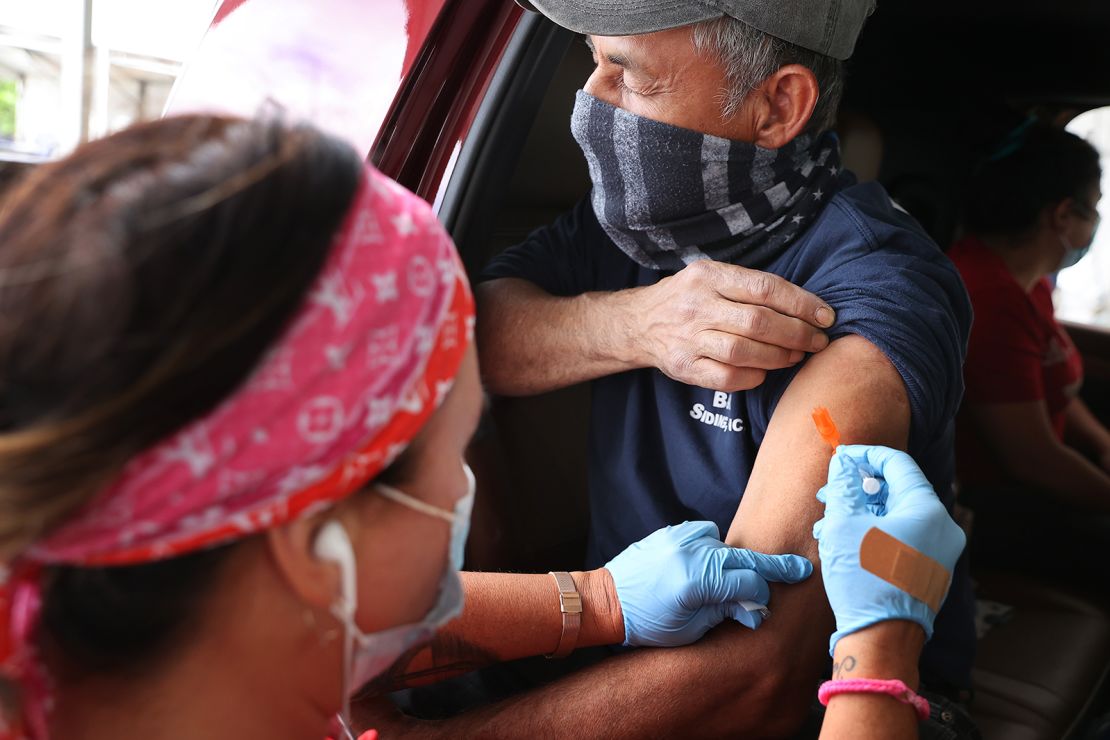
813, 406, 883, 495
739, 600, 770, 618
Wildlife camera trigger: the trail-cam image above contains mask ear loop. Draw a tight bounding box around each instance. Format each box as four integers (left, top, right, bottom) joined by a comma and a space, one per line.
339, 614, 356, 739
313, 520, 361, 738
326, 484, 458, 738
375, 483, 457, 523
336, 710, 359, 740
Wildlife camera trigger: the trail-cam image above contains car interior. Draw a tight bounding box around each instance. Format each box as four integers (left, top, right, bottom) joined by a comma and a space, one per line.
3, 0, 1105, 736
437, 2, 1110, 738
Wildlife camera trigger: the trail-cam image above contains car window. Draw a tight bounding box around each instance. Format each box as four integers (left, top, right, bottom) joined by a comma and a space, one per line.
1057, 108, 1110, 329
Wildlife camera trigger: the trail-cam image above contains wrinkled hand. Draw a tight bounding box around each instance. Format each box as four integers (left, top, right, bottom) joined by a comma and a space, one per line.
605, 520, 813, 647
814, 445, 966, 654
629, 260, 834, 392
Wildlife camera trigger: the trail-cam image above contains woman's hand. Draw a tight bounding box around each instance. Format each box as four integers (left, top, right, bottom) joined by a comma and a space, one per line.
604, 520, 812, 647
814, 445, 966, 654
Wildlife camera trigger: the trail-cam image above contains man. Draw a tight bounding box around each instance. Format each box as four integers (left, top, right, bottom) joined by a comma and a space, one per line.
362, 1, 976, 736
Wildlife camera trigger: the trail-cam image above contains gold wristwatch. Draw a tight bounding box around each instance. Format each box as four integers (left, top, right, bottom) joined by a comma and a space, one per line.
547, 571, 582, 659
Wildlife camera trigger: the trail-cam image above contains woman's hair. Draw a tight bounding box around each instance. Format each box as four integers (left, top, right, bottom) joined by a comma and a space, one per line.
0, 115, 364, 678
963, 121, 1101, 238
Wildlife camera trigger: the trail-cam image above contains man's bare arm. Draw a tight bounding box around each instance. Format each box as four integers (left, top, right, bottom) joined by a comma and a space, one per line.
476, 278, 640, 395
718, 333, 912, 731
476, 263, 834, 396
725, 334, 911, 547
355, 335, 912, 739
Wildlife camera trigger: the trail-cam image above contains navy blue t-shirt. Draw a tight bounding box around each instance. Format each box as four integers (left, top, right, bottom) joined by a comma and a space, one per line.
481, 181, 975, 689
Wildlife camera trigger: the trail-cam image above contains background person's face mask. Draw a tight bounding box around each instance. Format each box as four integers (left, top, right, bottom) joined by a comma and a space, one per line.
1058, 227, 1098, 272
1058, 234, 1093, 271
1058, 200, 1100, 271
332, 464, 475, 739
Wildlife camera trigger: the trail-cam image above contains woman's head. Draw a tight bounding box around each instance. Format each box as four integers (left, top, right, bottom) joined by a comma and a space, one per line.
0, 114, 477, 736
964, 121, 1101, 261
0, 115, 363, 556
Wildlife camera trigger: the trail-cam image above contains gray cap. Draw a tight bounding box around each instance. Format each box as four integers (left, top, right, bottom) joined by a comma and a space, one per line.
516, 0, 876, 60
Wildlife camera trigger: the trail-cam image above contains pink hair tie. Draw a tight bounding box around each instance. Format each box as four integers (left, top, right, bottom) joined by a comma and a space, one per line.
818, 678, 930, 722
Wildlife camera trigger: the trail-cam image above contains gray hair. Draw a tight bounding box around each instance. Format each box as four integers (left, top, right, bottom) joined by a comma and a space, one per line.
691, 17, 845, 135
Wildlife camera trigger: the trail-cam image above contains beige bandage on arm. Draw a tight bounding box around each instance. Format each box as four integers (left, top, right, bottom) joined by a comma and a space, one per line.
859, 527, 951, 612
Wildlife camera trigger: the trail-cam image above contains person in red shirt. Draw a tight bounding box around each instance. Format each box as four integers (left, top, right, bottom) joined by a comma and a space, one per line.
951, 122, 1110, 581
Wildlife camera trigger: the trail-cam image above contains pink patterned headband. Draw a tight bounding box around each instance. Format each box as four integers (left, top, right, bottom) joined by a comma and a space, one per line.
0, 164, 473, 739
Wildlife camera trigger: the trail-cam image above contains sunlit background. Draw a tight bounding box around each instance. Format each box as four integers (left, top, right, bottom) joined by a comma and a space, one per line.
0, 0, 1106, 328
1059, 109, 1110, 329
0, 0, 216, 160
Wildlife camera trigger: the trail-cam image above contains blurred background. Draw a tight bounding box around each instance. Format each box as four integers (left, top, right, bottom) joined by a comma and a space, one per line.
0, 0, 215, 164
1060, 108, 1110, 328
0, 0, 1106, 327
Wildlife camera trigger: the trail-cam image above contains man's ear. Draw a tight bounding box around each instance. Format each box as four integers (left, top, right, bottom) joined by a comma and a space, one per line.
267, 512, 341, 611
750, 64, 820, 149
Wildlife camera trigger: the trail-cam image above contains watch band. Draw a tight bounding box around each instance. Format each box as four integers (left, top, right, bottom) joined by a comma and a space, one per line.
546, 571, 582, 659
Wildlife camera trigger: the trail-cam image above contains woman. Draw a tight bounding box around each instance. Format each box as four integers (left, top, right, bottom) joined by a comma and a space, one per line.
953, 122, 1110, 502
950, 122, 1110, 581
0, 115, 962, 740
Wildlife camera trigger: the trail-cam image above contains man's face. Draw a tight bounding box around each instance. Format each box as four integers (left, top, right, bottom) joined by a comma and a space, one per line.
584, 27, 757, 141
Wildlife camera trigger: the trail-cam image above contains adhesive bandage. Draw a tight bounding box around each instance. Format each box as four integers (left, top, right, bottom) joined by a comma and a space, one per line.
859, 527, 951, 612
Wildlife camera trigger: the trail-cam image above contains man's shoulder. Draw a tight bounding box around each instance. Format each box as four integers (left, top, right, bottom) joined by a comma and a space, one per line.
780, 182, 966, 305
820, 181, 945, 262
758, 182, 973, 445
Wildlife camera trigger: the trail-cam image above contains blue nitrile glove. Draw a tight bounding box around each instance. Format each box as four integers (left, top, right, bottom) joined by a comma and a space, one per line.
814, 445, 967, 655
605, 520, 813, 647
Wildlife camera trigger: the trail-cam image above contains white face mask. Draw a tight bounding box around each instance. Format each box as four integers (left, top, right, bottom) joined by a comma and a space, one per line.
1058, 200, 1100, 272
331, 464, 475, 739
1058, 231, 1095, 272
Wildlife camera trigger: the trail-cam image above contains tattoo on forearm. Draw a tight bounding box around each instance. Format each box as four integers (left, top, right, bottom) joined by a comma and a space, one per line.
832, 655, 856, 680
354, 633, 500, 697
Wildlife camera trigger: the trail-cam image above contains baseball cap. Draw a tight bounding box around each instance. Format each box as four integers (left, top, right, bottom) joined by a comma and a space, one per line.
515, 0, 876, 60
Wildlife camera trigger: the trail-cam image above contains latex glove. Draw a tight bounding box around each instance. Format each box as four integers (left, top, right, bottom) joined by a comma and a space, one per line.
814, 445, 967, 655
605, 520, 813, 647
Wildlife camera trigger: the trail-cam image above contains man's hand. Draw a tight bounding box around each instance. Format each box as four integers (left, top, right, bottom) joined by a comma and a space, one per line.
625, 260, 834, 392
478, 265, 833, 397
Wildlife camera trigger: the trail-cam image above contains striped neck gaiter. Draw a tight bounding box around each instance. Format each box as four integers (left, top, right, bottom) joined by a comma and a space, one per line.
570, 89, 845, 272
